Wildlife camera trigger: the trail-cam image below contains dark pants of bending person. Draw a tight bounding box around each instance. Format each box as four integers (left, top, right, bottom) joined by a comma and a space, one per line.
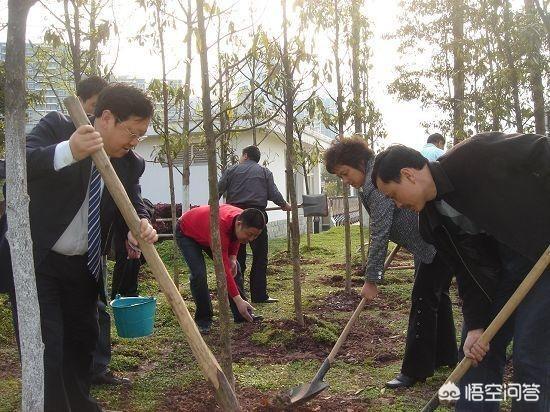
175, 225, 247, 328
456, 244, 550, 412
401, 252, 458, 379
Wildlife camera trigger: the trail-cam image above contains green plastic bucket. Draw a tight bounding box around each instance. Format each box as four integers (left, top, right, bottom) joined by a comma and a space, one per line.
110, 295, 157, 338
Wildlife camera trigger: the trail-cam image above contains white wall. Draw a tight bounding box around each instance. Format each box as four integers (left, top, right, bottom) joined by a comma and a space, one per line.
134, 129, 323, 223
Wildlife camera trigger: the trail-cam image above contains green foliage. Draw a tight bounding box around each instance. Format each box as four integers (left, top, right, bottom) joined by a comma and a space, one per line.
389, 0, 549, 136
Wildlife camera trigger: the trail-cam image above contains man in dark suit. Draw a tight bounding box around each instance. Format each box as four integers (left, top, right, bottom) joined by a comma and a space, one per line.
0, 83, 157, 411
372, 135, 550, 411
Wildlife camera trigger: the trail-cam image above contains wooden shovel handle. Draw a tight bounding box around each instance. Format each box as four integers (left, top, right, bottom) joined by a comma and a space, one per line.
422, 244, 550, 412
64, 96, 240, 412
327, 244, 402, 362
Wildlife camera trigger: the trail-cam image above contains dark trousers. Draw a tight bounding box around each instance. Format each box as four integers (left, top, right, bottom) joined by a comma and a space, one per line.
401, 252, 457, 379
110, 233, 140, 300
30, 252, 101, 412
237, 224, 269, 302
175, 226, 247, 326
456, 244, 550, 412
91, 299, 110, 377
93, 233, 141, 377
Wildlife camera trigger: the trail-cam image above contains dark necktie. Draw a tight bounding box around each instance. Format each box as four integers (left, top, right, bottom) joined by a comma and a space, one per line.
87, 163, 101, 280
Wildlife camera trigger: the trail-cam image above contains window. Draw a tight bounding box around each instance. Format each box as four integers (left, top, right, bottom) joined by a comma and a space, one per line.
161, 143, 208, 167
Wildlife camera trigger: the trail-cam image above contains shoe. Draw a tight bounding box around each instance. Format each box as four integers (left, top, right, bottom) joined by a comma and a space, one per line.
252, 297, 279, 304
197, 323, 211, 335
234, 313, 263, 323
91, 371, 131, 386
385, 373, 424, 389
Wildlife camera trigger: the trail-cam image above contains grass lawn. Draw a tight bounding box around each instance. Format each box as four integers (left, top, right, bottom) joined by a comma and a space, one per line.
0, 226, 508, 411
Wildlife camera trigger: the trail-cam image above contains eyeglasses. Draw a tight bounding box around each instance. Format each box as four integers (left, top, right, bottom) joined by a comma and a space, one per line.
117, 118, 148, 142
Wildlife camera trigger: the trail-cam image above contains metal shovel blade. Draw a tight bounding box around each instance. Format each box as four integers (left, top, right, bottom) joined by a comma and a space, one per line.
289, 379, 330, 405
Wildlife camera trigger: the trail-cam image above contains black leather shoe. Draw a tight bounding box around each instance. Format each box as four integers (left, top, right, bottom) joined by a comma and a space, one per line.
252, 297, 279, 304
385, 373, 424, 389
197, 323, 211, 335
91, 371, 131, 386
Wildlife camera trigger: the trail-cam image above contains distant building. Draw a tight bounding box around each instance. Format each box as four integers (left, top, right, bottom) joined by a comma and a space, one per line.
1, 42, 335, 236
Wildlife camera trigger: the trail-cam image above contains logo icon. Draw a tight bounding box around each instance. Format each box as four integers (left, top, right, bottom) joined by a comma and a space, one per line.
439, 381, 461, 401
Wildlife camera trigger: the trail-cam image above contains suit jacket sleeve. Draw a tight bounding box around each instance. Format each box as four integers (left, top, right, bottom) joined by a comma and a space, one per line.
26, 112, 70, 182
128, 156, 149, 221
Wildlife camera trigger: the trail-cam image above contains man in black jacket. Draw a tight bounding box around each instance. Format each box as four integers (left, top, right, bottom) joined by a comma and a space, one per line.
0, 83, 158, 411
372, 133, 550, 411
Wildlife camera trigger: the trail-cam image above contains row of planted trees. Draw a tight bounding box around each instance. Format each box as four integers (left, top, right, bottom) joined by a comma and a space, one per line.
3, 0, 550, 410
390, 0, 550, 140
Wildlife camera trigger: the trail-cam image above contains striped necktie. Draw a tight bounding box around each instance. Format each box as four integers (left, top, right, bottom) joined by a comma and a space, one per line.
87, 163, 101, 280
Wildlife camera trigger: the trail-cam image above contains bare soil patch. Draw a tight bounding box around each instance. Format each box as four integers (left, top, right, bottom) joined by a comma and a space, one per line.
158, 382, 371, 411
232, 318, 331, 363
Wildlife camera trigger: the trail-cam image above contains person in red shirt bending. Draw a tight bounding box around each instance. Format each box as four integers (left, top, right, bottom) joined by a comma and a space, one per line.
176, 204, 265, 334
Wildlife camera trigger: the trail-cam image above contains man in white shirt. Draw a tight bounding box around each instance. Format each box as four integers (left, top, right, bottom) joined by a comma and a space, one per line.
2, 83, 157, 411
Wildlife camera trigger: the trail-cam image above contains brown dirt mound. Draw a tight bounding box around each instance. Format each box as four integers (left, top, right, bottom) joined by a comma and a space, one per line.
328, 263, 363, 273
231, 318, 331, 363
0, 352, 20, 380
392, 249, 414, 264
270, 257, 322, 266
313, 289, 363, 312
310, 290, 406, 365
158, 381, 371, 411
320, 275, 363, 287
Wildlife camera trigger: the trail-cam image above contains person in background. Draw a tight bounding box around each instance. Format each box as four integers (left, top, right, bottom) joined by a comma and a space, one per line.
420, 133, 446, 162
218, 145, 291, 304
77, 75, 109, 115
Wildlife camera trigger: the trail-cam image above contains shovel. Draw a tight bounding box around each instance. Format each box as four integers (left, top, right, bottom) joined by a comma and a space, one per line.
421, 244, 550, 412
289, 245, 402, 405
64, 96, 240, 411
266, 194, 328, 217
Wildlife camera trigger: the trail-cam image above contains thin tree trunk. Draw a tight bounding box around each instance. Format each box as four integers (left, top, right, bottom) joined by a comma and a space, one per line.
182, 0, 192, 212
451, 0, 466, 143
250, 6, 258, 146
64, 0, 82, 86
5, 1, 44, 411
155, 3, 179, 289
282, 0, 304, 326
196, 0, 236, 391
351, 0, 362, 136
351, 0, 365, 268
298, 132, 311, 248
286, 184, 291, 253
525, 0, 546, 135
334, 0, 352, 292
502, 1, 523, 132
88, 0, 98, 75
217, 25, 230, 173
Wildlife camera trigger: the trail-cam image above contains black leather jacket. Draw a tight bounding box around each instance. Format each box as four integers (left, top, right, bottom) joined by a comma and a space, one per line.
420, 201, 502, 331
